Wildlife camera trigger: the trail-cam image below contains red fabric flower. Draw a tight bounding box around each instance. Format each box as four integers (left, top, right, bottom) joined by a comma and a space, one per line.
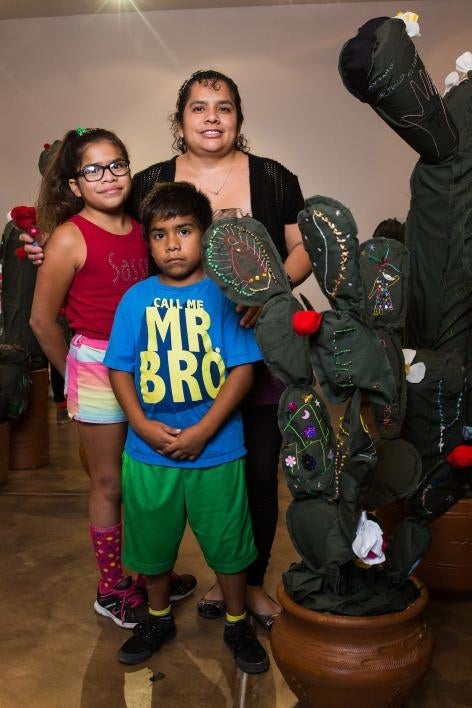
14, 247, 28, 260
10, 205, 37, 230
292, 310, 323, 335
446, 445, 472, 469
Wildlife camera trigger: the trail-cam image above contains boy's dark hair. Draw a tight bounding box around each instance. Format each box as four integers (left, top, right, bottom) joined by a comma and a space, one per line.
36, 128, 129, 233
140, 182, 213, 241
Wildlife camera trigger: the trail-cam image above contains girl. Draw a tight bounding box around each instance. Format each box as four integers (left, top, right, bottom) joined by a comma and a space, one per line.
30, 128, 194, 628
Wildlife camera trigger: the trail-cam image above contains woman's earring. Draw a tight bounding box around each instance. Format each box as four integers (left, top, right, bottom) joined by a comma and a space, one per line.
236, 133, 247, 151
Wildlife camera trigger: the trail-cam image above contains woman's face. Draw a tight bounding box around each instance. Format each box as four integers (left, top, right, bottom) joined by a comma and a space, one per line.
179, 80, 239, 157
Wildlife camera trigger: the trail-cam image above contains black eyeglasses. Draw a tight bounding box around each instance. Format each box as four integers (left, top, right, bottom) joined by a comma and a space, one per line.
75, 159, 130, 182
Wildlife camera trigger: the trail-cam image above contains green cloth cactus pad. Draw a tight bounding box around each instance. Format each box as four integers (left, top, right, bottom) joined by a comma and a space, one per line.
286, 497, 353, 584
202, 216, 290, 307
358, 237, 409, 438
407, 458, 471, 523
368, 327, 407, 439
308, 309, 396, 406
401, 348, 465, 466
383, 518, 431, 584
297, 195, 361, 313
255, 294, 312, 386
278, 384, 336, 499
361, 438, 423, 510
359, 238, 410, 330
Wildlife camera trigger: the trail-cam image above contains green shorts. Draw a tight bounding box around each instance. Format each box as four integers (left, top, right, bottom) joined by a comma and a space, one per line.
121, 452, 257, 575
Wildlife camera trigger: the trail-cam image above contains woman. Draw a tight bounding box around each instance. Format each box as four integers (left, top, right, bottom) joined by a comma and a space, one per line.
129, 69, 311, 629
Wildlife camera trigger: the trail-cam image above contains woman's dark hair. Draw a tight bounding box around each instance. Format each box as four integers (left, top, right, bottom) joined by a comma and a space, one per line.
170, 69, 248, 154
140, 181, 213, 242
36, 128, 129, 233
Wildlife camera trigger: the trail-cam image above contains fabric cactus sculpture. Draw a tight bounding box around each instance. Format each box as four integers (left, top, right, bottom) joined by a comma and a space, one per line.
339, 12, 472, 523
203, 208, 427, 615
1, 141, 62, 370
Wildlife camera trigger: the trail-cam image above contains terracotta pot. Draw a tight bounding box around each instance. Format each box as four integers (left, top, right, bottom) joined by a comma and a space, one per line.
376, 499, 472, 597
270, 580, 433, 708
9, 368, 49, 470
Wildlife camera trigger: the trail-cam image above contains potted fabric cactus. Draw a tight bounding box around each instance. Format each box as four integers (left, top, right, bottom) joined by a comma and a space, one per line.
202, 199, 433, 707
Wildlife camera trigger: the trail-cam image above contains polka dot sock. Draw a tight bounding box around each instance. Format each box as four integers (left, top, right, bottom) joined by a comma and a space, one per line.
89, 522, 124, 592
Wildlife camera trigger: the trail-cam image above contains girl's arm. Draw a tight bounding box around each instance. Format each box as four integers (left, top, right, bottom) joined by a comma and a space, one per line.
30, 223, 84, 377
162, 363, 254, 460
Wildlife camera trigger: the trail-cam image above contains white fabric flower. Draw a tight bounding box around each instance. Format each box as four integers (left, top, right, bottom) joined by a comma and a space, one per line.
352, 511, 385, 566
444, 71, 460, 95
403, 348, 426, 383
456, 51, 472, 75
394, 11, 421, 38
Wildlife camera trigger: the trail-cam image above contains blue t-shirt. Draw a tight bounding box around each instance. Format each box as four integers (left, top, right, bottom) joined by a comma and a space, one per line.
104, 275, 262, 467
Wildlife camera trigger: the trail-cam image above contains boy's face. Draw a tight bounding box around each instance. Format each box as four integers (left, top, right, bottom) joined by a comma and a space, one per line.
149, 214, 205, 286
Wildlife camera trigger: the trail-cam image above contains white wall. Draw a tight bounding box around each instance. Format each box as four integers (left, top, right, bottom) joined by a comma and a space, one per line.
1, 0, 470, 308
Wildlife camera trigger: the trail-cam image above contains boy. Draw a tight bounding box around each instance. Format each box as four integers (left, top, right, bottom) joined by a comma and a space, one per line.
104, 182, 269, 674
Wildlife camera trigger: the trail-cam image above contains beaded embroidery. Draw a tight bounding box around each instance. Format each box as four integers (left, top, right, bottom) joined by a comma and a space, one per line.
205, 221, 278, 299
332, 416, 348, 500
366, 243, 401, 317
281, 393, 334, 494
436, 378, 463, 453
332, 326, 356, 389
310, 208, 349, 299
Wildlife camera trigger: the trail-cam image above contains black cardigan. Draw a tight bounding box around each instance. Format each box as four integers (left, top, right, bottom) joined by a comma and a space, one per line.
129, 153, 304, 261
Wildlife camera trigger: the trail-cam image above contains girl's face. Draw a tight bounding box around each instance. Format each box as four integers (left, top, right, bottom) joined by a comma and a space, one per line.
68, 139, 131, 213
179, 81, 239, 157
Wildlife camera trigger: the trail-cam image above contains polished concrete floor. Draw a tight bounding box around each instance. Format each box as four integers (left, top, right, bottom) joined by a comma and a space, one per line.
1, 402, 471, 708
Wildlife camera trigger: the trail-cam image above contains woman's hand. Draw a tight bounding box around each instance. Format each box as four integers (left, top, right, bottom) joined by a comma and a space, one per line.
235, 303, 262, 328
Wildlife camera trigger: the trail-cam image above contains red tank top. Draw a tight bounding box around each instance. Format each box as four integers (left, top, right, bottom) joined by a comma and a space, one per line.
64, 214, 148, 339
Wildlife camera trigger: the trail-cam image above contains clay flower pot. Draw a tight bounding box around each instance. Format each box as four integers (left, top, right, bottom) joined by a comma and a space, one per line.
270, 580, 433, 708
416, 498, 472, 596
376, 499, 472, 597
